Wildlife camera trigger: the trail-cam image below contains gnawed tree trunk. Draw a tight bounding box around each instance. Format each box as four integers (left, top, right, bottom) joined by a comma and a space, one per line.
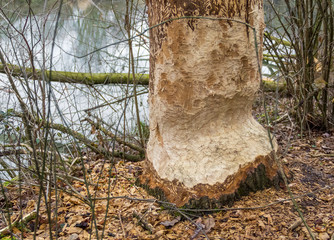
139, 0, 284, 208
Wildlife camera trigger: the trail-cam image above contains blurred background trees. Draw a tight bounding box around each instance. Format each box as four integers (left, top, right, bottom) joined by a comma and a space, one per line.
264, 0, 334, 131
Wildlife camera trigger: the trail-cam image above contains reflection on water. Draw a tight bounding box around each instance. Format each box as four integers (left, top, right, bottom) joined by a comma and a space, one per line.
0, 0, 148, 73
0, 0, 149, 139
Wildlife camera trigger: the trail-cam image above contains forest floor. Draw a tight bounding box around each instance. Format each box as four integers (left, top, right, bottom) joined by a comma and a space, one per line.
1, 94, 334, 240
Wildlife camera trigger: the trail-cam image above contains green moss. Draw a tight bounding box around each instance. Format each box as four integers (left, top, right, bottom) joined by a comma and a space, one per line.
1, 236, 18, 240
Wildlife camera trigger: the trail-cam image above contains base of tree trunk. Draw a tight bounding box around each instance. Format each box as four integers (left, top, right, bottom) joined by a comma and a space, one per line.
137, 152, 287, 208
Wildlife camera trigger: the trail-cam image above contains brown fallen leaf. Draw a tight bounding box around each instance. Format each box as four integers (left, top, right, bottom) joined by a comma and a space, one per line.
165, 233, 179, 239
258, 220, 266, 230
68, 233, 80, 240
245, 214, 257, 221
203, 218, 215, 233
160, 216, 181, 228
318, 232, 330, 240
67, 226, 83, 234
155, 230, 166, 237
263, 214, 273, 225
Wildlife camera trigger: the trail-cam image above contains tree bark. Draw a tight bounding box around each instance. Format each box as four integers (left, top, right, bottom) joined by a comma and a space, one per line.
139, 0, 284, 207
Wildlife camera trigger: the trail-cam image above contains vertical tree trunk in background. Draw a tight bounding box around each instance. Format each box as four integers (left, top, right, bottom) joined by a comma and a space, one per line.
139, 0, 283, 208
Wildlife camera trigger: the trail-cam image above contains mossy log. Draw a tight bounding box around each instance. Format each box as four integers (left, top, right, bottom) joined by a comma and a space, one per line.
0, 64, 284, 91
262, 79, 287, 93
0, 64, 149, 85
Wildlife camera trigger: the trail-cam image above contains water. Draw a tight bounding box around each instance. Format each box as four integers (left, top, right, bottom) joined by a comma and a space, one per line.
0, 0, 149, 179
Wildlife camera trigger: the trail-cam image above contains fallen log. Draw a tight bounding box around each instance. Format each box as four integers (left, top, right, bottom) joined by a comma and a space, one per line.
0, 64, 149, 85
0, 64, 284, 91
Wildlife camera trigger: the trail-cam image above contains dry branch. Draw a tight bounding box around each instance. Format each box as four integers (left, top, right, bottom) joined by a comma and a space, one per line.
10, 111, 143, 162
0, 149, 27, 157
133, 210, 154, 234
84, 117, 145, 154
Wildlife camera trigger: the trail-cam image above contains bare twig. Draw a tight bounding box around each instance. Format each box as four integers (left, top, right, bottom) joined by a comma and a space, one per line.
133, 210, 154, 234
118, 210, 127, 238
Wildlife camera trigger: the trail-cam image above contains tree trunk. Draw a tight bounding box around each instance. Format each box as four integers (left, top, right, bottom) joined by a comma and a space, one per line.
139, 0, 284, 208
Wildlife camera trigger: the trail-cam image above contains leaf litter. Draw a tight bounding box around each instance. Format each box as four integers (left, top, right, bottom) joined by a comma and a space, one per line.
1, 95, 334, 239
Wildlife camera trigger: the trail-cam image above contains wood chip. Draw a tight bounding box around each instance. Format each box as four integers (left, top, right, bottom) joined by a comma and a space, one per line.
288, 219, 303, 231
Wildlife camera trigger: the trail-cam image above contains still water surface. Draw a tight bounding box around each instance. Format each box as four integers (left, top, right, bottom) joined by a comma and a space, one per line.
0, 0, 150, 141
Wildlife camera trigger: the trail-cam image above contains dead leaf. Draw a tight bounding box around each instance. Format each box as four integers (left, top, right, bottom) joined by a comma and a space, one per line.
245, 215, 257, 221
68, 197, 82, 205
258, 220, 266, 230
319, 195, 334, 202
318, 232, 330, 240
165, 233, 178, 239
314, 77, 327, 89
68, 233, 79, 240
155, 230, 166, 237
39, 223, 47, 230
203, 218, 215, 233
160, 216, 181, 228
67, 226, 83, 234
315, 225, 327, 232
263, 214, 273, 225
